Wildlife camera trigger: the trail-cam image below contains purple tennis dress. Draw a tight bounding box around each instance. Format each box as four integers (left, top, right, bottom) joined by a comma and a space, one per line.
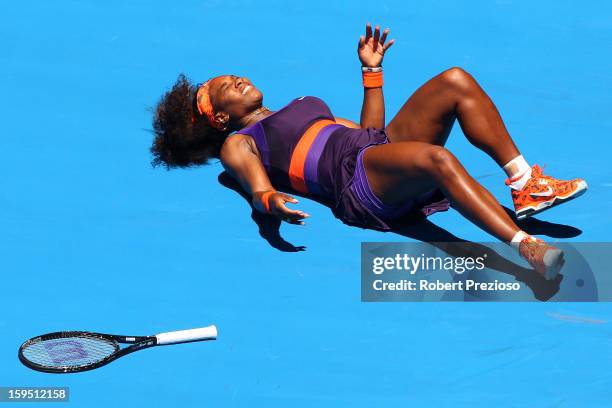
235, 96, 449, 230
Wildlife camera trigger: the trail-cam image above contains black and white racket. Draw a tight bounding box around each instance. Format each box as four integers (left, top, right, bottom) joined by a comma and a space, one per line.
18, 325, 217, 373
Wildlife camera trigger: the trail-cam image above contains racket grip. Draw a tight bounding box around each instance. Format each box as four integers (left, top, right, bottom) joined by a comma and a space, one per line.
155, 325, 218, 345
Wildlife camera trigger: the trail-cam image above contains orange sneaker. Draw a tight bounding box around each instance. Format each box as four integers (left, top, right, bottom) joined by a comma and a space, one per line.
506, 165, 587, 220
519, 238, 564, 279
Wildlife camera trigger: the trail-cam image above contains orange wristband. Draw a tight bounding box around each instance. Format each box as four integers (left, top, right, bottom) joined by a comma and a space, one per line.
362, 71, 383, 88
260, 190, 276, 214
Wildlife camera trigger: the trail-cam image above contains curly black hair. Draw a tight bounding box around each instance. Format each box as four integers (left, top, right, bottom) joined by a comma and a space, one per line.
151, 74, 229, 169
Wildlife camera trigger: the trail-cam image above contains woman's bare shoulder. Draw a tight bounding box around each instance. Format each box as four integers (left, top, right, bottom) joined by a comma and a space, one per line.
220, 133, 258, 164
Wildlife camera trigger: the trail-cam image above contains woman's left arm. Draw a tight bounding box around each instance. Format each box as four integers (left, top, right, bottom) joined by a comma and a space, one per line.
357, 24, 394, 129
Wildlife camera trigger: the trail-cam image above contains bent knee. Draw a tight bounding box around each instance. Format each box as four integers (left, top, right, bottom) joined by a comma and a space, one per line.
439, 66, 477, 93
422, 146, 460, 176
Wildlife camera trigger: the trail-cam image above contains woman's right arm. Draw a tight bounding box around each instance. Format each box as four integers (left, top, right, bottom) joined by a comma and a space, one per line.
357, 24, 394, 129
220, 136, 309, 224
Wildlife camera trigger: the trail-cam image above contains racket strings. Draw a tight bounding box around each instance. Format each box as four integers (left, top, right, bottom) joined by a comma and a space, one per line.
21, 334, 118, 368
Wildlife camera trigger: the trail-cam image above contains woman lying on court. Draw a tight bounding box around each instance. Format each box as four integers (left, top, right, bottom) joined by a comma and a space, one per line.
151, 24, 587, 279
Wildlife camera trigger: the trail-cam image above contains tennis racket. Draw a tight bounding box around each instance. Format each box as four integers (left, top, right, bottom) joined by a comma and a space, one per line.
18, 325, 217, 373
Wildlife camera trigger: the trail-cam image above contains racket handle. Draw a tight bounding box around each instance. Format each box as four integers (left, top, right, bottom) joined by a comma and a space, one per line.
155, 325, 218, 345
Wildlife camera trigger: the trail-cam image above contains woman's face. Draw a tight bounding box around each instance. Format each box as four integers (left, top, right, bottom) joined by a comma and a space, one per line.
207, 75, 263, 122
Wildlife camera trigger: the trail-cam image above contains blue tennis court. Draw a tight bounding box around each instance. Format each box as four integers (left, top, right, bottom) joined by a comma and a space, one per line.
1, 0, 611, 406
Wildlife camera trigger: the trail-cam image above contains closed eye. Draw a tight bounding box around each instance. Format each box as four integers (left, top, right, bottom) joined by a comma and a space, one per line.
221, 76, 237, 92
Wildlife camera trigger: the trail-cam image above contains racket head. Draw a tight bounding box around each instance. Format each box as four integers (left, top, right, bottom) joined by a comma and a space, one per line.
19, 331, 122, 373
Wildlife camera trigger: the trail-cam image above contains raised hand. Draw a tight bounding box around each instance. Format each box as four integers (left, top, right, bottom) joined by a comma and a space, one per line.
358, 23, 395, 68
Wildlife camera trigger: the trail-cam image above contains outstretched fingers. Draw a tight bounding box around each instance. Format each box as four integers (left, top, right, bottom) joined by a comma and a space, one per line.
373, 25, 381, 51
359, 23, 395, 66
279, 206, 309, 224
276, 193, 310, 225
365, 23, 372, 42
365, 24, 394, 52
380, 28, 389, 45
358, 35, 366, 49
383, 38, 395, 51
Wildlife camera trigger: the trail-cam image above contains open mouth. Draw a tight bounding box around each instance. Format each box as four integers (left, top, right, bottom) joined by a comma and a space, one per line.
241, 85, 252, 95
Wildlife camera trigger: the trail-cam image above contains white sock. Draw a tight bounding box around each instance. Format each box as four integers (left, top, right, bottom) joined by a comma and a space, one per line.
503, 155, 532, 190
510, 230, 534, 249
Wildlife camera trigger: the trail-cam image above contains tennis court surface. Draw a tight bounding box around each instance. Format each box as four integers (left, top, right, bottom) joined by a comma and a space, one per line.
1, 1, 611, 406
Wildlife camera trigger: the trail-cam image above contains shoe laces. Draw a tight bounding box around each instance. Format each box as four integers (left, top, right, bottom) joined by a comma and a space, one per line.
531, 164, 552, 181
519, 237, 546, 264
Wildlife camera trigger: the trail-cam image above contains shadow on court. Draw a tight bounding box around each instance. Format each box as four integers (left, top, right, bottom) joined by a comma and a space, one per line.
218, 170, 583, 301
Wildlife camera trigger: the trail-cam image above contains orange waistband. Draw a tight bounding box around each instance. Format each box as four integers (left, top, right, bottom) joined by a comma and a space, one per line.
288, 119, 336, 194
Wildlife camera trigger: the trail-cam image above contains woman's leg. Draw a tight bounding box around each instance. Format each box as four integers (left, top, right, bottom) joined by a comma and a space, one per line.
363, 141, 520, 242
385, 67, 520, 168
384, 66, 587, 220
363, 141, 566, 278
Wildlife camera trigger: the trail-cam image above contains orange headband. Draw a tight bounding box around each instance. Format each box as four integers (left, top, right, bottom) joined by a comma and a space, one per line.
194, 82, 226, 131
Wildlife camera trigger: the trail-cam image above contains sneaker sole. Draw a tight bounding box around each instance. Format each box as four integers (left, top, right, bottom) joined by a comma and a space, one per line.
516, 180, 588, 220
